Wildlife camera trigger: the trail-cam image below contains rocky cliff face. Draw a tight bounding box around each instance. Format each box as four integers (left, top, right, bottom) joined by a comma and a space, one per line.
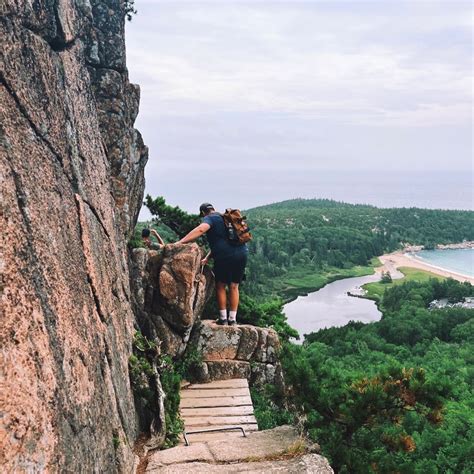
1, 1, 146, 471
1, 2, 290, 472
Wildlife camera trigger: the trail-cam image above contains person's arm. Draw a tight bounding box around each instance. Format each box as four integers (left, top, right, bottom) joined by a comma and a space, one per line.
178, 223, 210, 244
150, 229, 165, 246
201, 251, 212, 266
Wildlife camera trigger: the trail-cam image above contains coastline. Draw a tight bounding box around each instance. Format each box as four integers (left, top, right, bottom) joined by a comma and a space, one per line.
282, 244, 473, 306
377, 251, 474, 284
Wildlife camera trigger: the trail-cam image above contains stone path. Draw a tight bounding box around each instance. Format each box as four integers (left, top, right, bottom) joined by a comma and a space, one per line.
146, 425, 334, 473
179, 378, 258, 444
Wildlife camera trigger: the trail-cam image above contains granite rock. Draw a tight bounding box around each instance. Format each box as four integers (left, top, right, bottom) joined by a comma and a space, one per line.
130, 245, 214, 358
192, 321, 283, 387
1, 1, 146, 471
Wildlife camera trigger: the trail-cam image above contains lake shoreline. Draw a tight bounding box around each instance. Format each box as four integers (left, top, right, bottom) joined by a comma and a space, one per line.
281, 265, 377, 304
284, 272, 382, 341
281, 243, 473, 305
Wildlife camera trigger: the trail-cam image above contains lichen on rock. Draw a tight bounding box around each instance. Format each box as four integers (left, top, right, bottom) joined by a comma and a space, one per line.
191, 321, 285, 389
130, 244, 214, 358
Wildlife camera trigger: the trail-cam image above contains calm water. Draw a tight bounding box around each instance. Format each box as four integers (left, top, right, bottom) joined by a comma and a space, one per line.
284, 274, 382, 342
413, 249, 474, 277
284, 248, 473, 342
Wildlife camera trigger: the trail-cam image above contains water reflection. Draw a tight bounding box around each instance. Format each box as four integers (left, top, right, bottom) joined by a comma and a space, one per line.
284, 274, 382, 343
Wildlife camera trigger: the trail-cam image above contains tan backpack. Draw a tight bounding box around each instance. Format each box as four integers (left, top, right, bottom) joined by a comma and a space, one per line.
222, 209, 252, 245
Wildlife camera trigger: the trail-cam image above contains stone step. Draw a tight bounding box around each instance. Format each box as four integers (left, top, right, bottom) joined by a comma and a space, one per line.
146, 425, 333, 473
147, 454, 333, 473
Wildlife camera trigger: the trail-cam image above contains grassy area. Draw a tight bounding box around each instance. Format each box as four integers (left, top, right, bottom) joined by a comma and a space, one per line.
362, 266, 446, 302
265, 257, 381, 302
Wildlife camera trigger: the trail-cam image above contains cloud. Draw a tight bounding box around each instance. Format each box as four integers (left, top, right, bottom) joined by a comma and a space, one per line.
125, 1, 472, 213
127, 2, 471, 127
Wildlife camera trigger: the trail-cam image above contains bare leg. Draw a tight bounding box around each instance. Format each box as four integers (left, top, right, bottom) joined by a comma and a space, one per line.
216, 281, 227, 311
229, 283, 240, 312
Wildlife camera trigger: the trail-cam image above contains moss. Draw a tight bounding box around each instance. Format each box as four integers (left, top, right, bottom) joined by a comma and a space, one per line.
129, 332, 185, 448
129, 332, 158, 404
159, 357, 184, 448
175, 345, 204, 382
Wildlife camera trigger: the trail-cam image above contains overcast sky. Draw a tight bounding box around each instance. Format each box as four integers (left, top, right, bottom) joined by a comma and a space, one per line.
126, 1, 473, 215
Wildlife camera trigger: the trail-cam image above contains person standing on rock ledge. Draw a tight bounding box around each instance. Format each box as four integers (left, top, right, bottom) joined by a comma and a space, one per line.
177, 203, 248, 326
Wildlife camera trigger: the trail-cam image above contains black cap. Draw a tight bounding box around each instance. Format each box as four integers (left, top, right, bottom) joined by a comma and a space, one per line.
199, 203, 214, 216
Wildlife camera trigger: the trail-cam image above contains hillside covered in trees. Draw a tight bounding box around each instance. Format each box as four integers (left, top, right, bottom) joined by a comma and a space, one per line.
136, 196, 473, 472
244, 199, 473, 300
256, 278, 474, 473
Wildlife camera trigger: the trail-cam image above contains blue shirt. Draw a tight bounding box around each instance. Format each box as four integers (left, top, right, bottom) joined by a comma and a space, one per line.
203, 212, 248, 260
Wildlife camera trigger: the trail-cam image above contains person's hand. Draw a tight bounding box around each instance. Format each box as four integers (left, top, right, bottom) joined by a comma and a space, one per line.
201, 256, 209, 266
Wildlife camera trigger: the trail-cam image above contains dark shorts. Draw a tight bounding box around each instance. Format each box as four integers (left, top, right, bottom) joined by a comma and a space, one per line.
213, 253, 248, 284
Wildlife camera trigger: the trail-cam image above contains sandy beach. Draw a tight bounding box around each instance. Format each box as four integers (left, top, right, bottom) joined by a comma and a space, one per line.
377, 252, 474, 284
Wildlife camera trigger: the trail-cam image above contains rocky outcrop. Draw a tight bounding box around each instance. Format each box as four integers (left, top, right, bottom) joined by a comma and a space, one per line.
1, 1, 146, 471
130, 245, 214, 358
146, 425, 333, 473
131, 247, 283, 388
192, 321, 284, 388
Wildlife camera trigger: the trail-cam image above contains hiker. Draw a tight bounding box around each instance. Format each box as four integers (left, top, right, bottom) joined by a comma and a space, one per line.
177, 203, 249, 326
142, 227, 165, 249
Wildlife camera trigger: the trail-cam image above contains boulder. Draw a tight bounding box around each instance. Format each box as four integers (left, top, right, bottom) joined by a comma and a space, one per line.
192, 321, 283, 387
130, 245, 214, 358
155, 244, 214, 334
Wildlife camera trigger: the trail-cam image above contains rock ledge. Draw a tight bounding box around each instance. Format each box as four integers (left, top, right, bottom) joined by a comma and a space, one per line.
146, 426, 333, 473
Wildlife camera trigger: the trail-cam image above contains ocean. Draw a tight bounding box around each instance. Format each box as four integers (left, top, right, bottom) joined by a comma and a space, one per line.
139, 170, 473, 219
413, 249, 474, 277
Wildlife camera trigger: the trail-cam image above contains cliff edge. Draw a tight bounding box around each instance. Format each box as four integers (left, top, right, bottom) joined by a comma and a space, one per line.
1, 1, 146, 471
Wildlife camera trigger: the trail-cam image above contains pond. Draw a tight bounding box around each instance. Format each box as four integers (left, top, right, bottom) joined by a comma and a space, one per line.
284, 273, 382, 343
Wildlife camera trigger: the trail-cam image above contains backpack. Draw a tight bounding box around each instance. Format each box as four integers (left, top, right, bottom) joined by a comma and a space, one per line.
221, 209, 252, 245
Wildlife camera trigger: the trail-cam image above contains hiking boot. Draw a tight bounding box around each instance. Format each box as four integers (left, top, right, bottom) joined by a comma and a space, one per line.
228, 319, 236, 326
216, 318, 228, 326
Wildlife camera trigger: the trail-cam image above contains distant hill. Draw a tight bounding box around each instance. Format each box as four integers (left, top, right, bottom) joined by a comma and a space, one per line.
243, 199, 474, 299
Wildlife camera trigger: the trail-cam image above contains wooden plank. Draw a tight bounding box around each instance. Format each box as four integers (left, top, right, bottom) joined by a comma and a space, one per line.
180, 396, 252, 408
185, 424, 258, 433
180, 431, 247, 444
184, 416, 257, 426
180, 406, 255, 417
181, 388, 249, 398
186, 379, 248, 390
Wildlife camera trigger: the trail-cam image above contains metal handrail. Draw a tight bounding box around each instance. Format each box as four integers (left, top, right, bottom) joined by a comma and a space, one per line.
183, 426, 247, 446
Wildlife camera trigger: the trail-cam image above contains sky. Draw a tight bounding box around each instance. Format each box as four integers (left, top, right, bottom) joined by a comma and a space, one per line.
125, 0, 473, 216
